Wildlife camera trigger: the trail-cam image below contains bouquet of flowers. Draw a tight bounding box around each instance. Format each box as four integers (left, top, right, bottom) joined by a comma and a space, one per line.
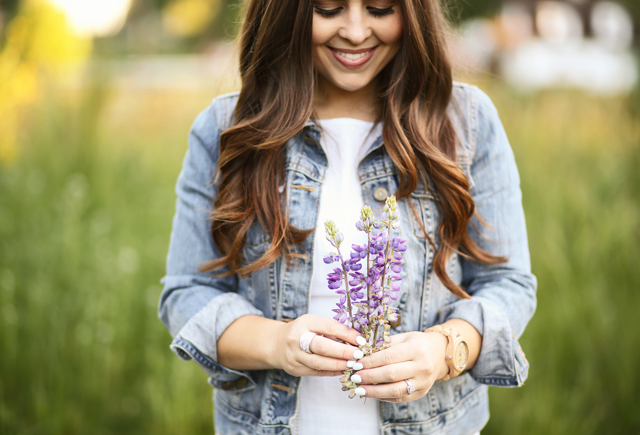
323, 196, 407, 398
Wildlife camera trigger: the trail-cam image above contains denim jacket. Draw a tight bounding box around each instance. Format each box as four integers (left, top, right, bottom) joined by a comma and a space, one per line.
159, 82, 537, 435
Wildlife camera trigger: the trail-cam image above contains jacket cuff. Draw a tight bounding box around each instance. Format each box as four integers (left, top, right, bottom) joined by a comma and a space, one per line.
169, 292, 264, 391
437, 296, 529, 387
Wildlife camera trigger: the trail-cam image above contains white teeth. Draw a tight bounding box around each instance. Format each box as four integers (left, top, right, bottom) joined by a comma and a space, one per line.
335, 49, 371, 61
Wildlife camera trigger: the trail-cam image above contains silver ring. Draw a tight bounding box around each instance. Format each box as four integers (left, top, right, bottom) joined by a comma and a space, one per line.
404, 379, 416, 395
299, 331, 317, 354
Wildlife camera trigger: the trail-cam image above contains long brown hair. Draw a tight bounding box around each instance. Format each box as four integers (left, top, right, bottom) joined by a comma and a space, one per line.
200, 0, 505, 299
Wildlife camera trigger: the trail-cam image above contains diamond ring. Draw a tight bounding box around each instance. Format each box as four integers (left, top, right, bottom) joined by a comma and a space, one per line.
404, 379, 416, 395
299, 331, 317, 354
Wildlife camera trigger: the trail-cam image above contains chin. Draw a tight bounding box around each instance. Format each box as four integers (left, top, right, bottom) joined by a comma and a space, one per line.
330, 77, 373, 93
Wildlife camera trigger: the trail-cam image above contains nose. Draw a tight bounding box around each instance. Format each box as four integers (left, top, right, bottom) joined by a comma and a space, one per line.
337, 8, 372, 45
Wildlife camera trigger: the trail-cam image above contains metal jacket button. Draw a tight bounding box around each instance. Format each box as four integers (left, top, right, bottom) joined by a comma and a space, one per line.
235, 377, 248, 389
222, 378, 248, 390
374, 187, 388, 202
389, 315, 402, 329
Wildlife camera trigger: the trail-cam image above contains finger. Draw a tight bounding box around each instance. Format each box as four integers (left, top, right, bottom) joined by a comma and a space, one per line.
359, 343, 413, 369
320, 335, 346, 344
309, 335, 361, 361
306, 316, 362, 346
356, 362, 414, 385
299, 352, 354, 372
285, 363, 344, 377
360, 380, 415, 400
294, 367, 344, 377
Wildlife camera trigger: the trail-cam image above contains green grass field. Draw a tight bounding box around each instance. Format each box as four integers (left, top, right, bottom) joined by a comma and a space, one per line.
1, 80, 639, 434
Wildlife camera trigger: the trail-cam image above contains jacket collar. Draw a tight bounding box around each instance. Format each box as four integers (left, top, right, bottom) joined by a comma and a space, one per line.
302, 118, 386, 159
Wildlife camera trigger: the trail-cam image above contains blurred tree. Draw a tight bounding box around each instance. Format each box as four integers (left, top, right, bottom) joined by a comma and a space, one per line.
162, 0, 222, 38
448, 0, 502, 22
127, 0, 172, 21
617, 0, 639, 44
4, 0, 633, 54
95, 0, 240, 53
0, 0, 21, 17
0, 0, 91, 164
1, 0, 21, 40
203, 0, 243, 39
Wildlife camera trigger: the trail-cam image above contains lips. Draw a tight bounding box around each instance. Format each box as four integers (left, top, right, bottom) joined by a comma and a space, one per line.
329, 46, 378, 69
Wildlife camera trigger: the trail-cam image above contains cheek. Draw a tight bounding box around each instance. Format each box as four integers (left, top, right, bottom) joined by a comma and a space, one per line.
312, 18, 333, 45
379, 15, 404, 45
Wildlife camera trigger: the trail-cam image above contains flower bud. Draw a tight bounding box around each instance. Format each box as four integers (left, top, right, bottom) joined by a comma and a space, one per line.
323, 253, 337, 264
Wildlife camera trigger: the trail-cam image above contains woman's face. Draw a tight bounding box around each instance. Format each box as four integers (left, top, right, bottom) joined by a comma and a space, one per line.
312, 0, 404, 94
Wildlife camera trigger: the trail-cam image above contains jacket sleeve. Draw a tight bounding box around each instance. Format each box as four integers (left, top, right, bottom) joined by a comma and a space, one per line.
158, 98, 264, 392
436, 87, 537, 387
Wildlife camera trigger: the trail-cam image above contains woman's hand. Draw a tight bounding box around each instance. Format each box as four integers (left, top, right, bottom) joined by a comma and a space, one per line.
269, 314, 363, 377
352, 331, 450, 403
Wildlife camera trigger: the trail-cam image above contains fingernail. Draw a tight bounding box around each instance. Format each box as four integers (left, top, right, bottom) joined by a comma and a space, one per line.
355, 387, 366, 397
356, 336, 366, 346
346, 360, 356, 368
353, 362, 363, 371
350, 374, 362, 384
353, 349, 364, 360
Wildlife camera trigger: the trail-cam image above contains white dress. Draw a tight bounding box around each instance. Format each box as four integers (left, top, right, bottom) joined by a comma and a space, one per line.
290, 118, 382, 435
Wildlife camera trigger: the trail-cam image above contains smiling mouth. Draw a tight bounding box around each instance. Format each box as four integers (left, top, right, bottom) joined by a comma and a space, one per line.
332, 48, 374, 60
328, 46, 378, 68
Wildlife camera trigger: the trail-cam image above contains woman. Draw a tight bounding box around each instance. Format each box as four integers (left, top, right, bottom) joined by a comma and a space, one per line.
159, 0, 537, 434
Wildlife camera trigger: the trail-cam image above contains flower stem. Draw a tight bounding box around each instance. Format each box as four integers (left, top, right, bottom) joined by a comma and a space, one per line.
366, 231, 371, 328
372, 320, 379, 349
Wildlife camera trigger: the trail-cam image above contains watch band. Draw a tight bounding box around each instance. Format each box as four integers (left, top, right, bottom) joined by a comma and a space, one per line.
424, 325, 467, 381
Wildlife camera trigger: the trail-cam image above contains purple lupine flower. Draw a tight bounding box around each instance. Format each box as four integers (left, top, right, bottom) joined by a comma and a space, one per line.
323, 253, 335, 264
328, 281, 341, 290
325, 196, 406, 399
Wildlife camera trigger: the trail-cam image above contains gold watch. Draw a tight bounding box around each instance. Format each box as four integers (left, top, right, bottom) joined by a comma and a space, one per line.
424, 325, 469, 381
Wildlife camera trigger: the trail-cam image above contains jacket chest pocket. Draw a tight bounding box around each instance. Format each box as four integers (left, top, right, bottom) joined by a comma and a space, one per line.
409, 191, 441, 248
409, 191, 463, 280
243, 217, 269, 252
242, 220, 270, 266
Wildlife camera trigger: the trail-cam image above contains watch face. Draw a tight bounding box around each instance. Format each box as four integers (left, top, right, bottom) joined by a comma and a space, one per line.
454, 341, 469, 371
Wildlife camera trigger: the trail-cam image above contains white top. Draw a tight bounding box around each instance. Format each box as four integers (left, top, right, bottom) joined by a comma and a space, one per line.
291, 118, 382, 435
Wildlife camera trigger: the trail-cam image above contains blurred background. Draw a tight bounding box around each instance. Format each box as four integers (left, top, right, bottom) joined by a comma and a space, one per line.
0, 0, 638, 433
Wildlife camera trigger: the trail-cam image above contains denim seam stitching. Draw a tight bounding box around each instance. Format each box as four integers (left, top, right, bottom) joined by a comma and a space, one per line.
285, 162, 324, 183
471, 374, 520, 386
381, 383, 484, 428
172, 338, 256, 389
172, 338, 218, 371
216, 394, 261, 424
359, 169, 399, 183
